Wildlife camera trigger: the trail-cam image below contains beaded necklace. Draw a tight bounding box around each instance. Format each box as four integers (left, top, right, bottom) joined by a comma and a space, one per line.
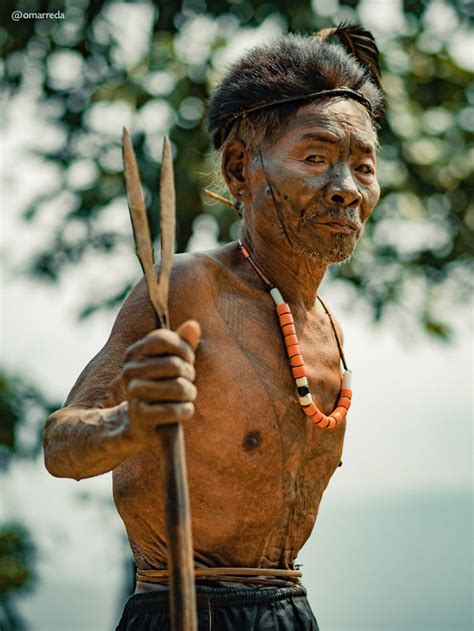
238, 240, 352, 430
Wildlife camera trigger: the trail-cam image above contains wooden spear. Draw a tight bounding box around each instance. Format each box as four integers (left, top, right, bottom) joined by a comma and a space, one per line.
122, 128, 197, 630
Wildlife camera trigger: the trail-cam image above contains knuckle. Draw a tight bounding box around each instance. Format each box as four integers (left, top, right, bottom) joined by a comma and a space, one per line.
130, 400, 194, 425
187, 382, 198, 401
175, 357, 195, 380
127, 378, 142, 393
178, 402, 194, 420
183, 346, 195, 364
167, 356, 182, 373
174, 376, 187, 390
149, 328, 175, 346
166, 356, 193, 378
175, 377, 197, 401
147, 328, 165, 340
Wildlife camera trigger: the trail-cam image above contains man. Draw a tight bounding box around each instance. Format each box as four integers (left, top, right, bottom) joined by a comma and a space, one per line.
43, 25, 384, 630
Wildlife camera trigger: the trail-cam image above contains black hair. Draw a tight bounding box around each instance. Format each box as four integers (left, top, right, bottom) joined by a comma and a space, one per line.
208, 31, 384, 150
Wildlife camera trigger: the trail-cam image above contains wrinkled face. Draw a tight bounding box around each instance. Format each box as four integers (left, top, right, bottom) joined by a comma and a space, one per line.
241, 98, 380, 264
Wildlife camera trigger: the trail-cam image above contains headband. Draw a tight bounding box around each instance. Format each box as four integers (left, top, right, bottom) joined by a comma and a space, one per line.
223, 86, 373, 127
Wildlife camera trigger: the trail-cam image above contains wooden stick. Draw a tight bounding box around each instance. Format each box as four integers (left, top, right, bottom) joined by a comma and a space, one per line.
122, 128, 197, 631
202, 188, 234, 209
123, 128, 164, 325
158, 424, 196, 629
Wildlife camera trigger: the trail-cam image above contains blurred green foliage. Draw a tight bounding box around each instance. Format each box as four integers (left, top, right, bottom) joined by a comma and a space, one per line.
0, 371, 59, 471
1, 1, 473, 340
0, 525, 36, 631
0, 371, 59, 628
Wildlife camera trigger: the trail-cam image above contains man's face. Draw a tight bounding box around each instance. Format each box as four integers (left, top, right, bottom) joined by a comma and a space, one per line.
245, 98, 380, 264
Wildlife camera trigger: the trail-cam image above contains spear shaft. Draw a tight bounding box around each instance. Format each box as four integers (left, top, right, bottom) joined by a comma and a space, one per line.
122, 128, 197, 630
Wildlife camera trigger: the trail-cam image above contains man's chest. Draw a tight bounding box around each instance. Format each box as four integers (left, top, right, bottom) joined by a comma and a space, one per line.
187, 293, 346, 473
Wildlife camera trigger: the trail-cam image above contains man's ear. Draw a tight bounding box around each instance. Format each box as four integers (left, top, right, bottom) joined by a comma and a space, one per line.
221, 140, 249, 198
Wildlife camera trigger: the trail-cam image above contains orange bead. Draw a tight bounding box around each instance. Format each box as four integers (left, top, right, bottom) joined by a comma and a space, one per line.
292, 365, 307, 378
310, 409, 323, 423
334, 406, 348, 418
302, 401, 318, 416
282, 323, 296, 336
337, 397, 351, 410
284, 334, 298, 347
286, 344, 300, 357
322, 415, 334, 429
326, 417, 337, 429
276, 303, 291, 316
290, 354, 304, 367
314, 414, 328, 427
332, 410, 344, 425
340, 388, 352, 400
279, 313, 293, 326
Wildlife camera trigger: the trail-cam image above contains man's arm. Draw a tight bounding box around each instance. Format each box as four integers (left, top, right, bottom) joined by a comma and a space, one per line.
43, 402, 136, 481
43, 275, 200, 480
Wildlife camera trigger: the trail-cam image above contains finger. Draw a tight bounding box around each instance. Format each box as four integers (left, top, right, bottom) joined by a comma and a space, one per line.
126, 328, 195, 363
176, 319, 201, 353
128, 377, 197, 402
123, 356, 196, 382
130, 401, 195, 424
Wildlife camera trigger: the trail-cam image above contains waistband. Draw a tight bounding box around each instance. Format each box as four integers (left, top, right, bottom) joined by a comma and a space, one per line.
136, 567, 303, 589
124, 585, 308, 612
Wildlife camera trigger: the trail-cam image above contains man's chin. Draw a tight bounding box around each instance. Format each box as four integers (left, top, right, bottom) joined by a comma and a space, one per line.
295, 240, 357, 265
326, 243, 356, 264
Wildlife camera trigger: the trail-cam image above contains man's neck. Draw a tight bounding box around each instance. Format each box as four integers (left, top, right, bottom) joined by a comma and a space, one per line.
240, 226, 328, 311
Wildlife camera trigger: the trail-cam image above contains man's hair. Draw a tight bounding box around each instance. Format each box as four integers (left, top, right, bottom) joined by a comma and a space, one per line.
207, 31, 385, 151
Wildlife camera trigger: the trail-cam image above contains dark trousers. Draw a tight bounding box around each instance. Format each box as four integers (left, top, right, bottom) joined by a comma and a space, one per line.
116, 585, 319, 630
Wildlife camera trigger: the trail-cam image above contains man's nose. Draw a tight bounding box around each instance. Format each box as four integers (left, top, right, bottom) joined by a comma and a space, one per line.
324, 168, 362, 207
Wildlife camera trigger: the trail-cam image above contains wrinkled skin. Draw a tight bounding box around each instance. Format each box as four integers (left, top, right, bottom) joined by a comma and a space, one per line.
43, 98, 379, 579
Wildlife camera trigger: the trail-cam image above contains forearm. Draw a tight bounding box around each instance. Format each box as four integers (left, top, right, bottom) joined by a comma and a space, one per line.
43, 402, 140, 480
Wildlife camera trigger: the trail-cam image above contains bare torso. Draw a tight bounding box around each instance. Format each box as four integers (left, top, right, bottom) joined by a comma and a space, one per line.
112, 242, 345, 571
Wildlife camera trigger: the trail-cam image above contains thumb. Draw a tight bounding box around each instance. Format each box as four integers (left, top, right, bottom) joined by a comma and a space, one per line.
175, 319, 201, 353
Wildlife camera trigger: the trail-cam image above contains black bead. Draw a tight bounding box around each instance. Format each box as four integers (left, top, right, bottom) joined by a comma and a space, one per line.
338, 461, 343, 467
297, 386, 310, 397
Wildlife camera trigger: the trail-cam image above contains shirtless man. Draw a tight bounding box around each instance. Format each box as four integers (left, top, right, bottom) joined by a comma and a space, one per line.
43, 27, 384, 629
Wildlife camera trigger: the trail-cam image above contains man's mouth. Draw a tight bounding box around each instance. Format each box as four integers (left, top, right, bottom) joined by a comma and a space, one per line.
313, 217, 358, 235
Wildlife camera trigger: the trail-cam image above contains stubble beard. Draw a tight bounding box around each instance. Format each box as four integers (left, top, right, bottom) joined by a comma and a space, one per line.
295, 208, 364, 265
293, 231, 361, 265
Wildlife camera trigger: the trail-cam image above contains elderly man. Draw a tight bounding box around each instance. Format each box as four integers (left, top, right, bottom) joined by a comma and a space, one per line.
43, 25, 383, 630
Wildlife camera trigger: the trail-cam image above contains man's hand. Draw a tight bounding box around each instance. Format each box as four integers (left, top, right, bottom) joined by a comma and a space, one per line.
121, 319, 201, 445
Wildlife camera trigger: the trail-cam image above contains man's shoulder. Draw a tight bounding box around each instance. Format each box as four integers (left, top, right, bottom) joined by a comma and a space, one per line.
109, 244, 237, 343
168, 242, 239, 322
170, 242, 238, 288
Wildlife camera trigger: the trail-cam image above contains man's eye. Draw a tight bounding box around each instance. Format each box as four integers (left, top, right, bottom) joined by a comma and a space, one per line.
356, 164, 375, 175
305, 155, 325, 163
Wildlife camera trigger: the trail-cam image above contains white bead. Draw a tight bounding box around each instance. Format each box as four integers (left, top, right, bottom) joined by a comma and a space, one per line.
270, 287, 285, 305
295, 376, 308, 387
342, 370, 352, 388
298, 393, 313, 406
